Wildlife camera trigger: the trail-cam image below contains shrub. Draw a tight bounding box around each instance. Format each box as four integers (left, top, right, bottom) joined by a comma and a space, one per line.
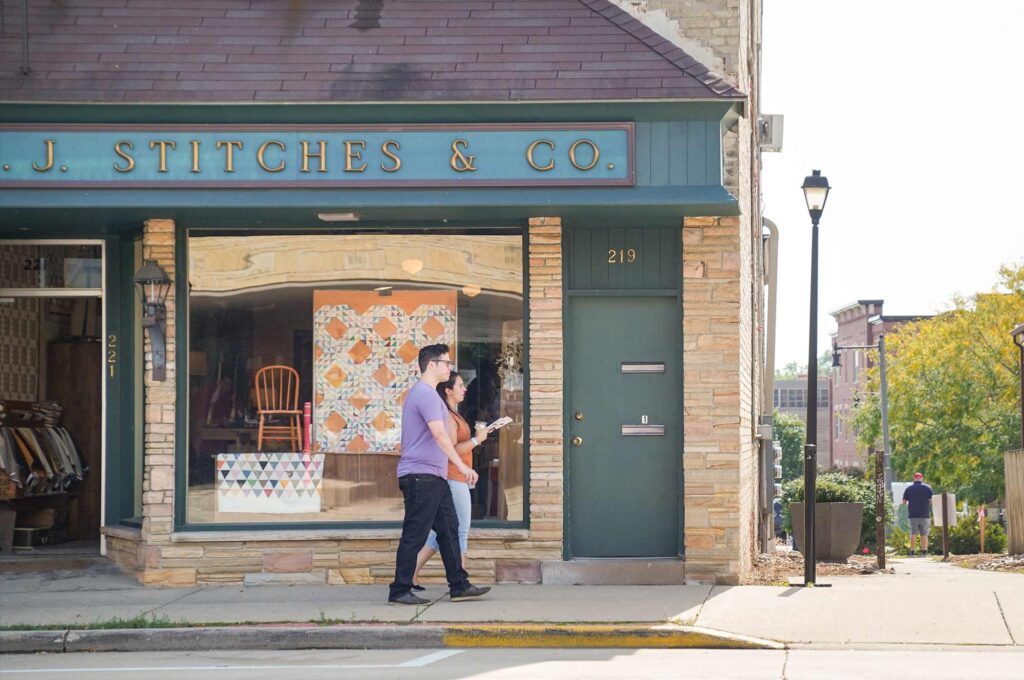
926, 516, 1007, 555
781, 471, 895, 548
889, 526, 911, 555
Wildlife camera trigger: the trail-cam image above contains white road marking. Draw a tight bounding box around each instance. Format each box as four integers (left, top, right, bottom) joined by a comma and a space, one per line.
0, 649, 465, 674
397, 649, 464, 667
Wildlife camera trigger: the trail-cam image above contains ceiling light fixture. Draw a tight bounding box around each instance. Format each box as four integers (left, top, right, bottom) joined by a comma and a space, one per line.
401, 258, 424, 275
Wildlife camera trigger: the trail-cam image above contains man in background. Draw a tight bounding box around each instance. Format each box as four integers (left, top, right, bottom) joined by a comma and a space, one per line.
902, 472, 933, 555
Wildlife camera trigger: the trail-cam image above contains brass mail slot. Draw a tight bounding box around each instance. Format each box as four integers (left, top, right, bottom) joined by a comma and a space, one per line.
621, 424, 665, 436
620, 362, 665, 374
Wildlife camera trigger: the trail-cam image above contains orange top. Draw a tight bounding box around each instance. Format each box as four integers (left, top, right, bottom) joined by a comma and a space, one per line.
446, 411, 473, 483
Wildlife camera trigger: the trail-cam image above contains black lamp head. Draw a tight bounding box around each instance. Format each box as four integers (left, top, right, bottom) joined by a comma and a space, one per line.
801, 169, 831, 225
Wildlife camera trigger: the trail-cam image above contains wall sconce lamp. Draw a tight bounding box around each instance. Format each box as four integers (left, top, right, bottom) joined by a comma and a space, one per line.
134, 259, 171, 381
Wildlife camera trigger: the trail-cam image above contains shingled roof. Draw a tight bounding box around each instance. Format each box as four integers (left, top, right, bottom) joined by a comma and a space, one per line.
0, 0, 744, 103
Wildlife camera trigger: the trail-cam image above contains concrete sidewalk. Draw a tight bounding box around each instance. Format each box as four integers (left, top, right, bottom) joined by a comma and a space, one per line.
1, 558, 1021, 652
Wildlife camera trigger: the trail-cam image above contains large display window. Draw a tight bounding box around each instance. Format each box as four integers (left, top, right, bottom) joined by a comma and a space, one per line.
185, 230, 526, 525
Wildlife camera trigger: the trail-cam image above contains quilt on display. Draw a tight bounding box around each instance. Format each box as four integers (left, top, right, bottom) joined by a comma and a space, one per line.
312, 290, 457, 454
216, 452, 325, 514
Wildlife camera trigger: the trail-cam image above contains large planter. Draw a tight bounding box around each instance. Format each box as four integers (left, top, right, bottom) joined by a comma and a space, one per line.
790, 502, 864, 562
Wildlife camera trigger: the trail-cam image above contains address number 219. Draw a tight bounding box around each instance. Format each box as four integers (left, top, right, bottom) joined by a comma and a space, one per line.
608, 248, 638, 264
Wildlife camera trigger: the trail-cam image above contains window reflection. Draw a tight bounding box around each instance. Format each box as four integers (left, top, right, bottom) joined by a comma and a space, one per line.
186, 232, 525, 524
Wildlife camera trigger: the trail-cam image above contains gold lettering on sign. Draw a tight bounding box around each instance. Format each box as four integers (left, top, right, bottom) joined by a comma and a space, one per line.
450, 139, 477, 172
380, 140, 402, 173
113, 140, 135, 173
257, 140, 286, 173
216, 140, 243, 173
149, 140, 176, 173
32, 139, 55, 172
344, 140, 367, 173
526, 139, 555, 171
301, 140, 327, 173
190, 140, 201, 173
569, 139, 600, 171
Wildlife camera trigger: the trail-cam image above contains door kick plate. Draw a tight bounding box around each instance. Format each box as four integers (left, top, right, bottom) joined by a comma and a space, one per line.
621, 424, 665, 436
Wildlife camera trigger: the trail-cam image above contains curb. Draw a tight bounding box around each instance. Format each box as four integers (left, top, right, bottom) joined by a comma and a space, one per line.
1, 623, 780, 654
442, 624, 781, 649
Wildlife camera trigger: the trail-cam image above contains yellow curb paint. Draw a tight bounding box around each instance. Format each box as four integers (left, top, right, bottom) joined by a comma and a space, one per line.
442, 625, 778, 649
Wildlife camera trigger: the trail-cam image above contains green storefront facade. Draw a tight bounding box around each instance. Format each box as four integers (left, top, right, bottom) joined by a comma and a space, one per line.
1, 1, 764, 585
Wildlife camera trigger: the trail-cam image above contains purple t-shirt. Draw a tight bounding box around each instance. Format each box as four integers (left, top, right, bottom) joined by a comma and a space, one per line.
396, 381, 449, 479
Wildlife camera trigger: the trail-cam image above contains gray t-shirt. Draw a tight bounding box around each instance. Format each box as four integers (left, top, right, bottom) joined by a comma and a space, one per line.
396, 381, 448, 479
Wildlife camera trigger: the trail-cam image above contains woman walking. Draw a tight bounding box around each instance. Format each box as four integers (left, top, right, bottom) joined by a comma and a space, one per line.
412, 372, 487, 588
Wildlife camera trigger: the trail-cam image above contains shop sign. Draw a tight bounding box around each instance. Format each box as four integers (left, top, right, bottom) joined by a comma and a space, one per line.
0, 123, 633, 188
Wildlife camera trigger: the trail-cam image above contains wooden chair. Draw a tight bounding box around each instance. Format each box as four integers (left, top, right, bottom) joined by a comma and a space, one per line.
254, 365, 302, 452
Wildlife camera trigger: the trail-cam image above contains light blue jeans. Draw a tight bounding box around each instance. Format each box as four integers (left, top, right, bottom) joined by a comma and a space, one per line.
426, 480, 471, 553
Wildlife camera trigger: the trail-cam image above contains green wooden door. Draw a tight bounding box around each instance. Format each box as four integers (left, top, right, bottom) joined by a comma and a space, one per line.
567, 296, 682, 557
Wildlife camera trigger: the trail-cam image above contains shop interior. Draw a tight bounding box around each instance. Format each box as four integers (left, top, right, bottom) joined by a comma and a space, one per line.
0, 244, 103, 556
185, 232, 525, 525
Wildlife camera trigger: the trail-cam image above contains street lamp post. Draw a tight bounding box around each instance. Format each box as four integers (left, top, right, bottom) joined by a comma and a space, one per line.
801, 169, 831, 586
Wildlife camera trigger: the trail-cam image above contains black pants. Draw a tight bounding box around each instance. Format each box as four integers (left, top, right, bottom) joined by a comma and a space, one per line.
389, 474, 470, 599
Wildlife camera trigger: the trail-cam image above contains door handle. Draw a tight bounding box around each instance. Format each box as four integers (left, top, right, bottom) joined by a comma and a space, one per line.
571, 436, 583, 446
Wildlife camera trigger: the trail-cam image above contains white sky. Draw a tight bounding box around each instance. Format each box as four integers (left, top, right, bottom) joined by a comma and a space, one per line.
761, 1, 1024, 367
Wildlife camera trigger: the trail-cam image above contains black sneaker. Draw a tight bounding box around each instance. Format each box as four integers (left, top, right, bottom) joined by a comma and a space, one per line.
388, 592, 430, 606
450, 585, 491, 602
411, 584, 426, 592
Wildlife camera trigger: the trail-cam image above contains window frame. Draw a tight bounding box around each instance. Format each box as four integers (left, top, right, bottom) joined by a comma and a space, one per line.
173, 224, 531, 532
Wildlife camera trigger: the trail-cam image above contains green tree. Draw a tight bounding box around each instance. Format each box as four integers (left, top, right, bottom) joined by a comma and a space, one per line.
853, 262, 1024, 503
775, 361, 802, 381
775, 350, 832, 381
817, 348, 833, 375
774, 410, 806, 482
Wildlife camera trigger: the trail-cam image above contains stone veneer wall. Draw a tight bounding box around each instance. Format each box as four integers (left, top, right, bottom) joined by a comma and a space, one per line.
683, 215, 752, 584
105, 217, 564, 586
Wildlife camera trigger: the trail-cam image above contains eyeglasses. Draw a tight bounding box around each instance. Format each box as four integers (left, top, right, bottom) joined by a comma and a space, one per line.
431, 359, 455, 368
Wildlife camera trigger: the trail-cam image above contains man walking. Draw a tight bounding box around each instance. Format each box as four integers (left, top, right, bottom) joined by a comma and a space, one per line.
388, 343, 491, 605
902, 472, 933, 555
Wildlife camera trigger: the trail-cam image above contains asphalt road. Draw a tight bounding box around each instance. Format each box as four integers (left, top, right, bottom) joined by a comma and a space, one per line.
2, 647, 1023, 679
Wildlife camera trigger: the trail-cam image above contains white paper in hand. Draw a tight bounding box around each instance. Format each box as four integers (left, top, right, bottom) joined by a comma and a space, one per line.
486, 416, 513, 432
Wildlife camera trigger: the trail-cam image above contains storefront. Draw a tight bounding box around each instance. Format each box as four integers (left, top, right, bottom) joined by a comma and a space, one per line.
1, 2, 761, 585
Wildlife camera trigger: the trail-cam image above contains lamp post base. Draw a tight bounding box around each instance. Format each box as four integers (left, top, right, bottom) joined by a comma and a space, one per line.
786, 577, 832, 588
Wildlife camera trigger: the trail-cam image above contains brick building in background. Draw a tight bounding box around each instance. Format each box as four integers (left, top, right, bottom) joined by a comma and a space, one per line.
830, 300, 930, 470
773, 376, 830, 468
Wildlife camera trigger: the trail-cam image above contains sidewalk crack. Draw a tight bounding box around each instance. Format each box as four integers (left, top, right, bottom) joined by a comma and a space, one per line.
140, 586, 206, 619
780, 648, 790, 679
411, 594, 445, 623
692, 585, 714, 626
993, 591, 1017, 645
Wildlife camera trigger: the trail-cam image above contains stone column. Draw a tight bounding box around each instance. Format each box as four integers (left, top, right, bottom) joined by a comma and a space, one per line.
682, 215, 745, 584
138, 219, 194, 585
526, 217, 564, 550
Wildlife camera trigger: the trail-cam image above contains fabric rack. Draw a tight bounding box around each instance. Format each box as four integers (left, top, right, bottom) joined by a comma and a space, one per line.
0, 400, 86, 497
0, 427, 86, 495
